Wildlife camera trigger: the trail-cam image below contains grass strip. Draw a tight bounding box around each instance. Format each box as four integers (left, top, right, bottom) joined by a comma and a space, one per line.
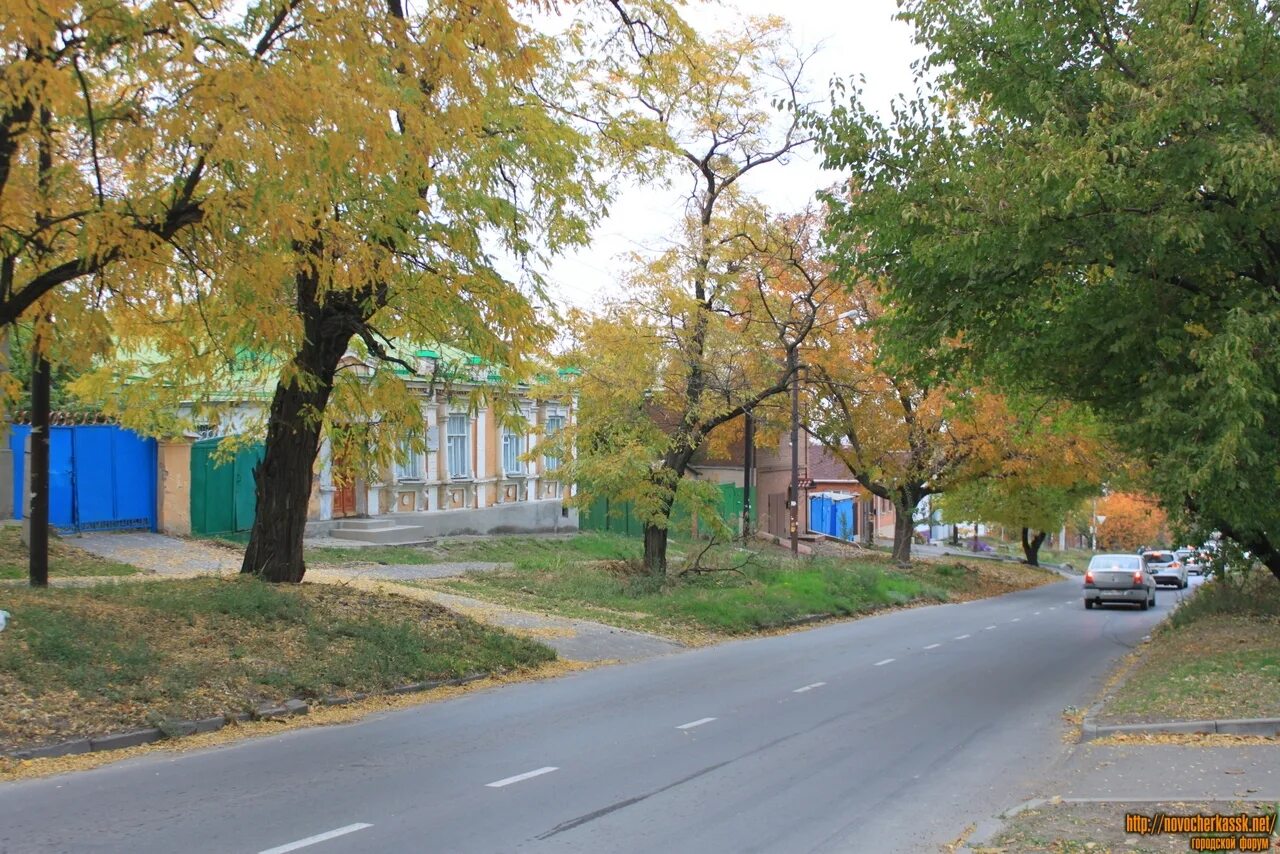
0, 576, 554, 750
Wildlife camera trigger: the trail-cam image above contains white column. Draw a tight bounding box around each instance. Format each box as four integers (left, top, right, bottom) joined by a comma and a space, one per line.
525, 404, 538, 500
317, 436, 334, 521
475, 408, 487, 508
425, 406, 438, 482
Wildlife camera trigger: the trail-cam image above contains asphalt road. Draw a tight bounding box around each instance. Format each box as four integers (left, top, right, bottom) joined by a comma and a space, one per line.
0, 577, 1197, 854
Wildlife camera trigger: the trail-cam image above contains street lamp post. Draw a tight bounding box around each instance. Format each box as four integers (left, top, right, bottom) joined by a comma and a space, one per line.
788, 349, 799, 557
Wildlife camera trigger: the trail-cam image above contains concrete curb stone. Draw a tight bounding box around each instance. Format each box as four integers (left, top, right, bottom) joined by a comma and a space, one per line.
3, 672, 491, 761
89, 729, 163, 751
1080, 716, 1280, 741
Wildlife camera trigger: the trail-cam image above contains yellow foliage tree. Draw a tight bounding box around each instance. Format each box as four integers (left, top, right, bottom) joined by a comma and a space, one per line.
73, 0, 612, 582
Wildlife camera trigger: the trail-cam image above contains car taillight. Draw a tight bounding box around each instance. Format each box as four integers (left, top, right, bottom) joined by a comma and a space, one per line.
1133, 571, 1143, 585
1084, 571, 1094, 584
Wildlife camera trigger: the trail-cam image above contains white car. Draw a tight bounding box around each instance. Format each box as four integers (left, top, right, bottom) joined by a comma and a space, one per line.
1084, 554, 1157, 610
1142, 550, 1188, 588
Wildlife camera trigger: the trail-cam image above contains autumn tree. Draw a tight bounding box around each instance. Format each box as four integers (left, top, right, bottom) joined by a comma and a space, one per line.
544, 13, 831, 575
555, 205, 840, 574
936, 406, 1107, 565
77, 0, 608, 583
1097, 493, 1168, 552
0, 0, 225, 330
816, 0, 1280, 582
804, 280, 1019, 565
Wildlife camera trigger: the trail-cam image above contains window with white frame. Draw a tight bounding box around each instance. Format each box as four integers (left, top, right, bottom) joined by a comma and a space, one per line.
446, 413, 470, 479
393, 438, 424, 481
502, 424, 525, 476
543, 414, 565, 472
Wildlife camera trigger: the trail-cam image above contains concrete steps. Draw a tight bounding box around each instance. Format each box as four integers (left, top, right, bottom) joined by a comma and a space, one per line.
328, 518, 432, 546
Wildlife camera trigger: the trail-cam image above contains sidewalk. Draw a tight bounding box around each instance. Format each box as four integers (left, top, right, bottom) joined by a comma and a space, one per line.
960, 739, 1280, 851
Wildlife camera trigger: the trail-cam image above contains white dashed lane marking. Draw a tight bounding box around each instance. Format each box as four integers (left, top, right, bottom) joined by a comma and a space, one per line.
793, 683, 826, 693
486, 767, 559, 788
924, 643, 941, 650
954, 634, 970, 640
984, 625, 997, 631
1011, 618, 1021, 622
676, 718, 717, 730
258, 824, 373, 854
873, 658, 895, 667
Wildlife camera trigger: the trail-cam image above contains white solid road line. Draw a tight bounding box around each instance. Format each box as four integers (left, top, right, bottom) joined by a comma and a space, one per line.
954, 634, 971, 640
485, 767, 559, 788
793, 682, 827, 693
923, 643, 941, 650
873, 658, 895, 666
258, 824, 373, 854
676, 717, 717, 730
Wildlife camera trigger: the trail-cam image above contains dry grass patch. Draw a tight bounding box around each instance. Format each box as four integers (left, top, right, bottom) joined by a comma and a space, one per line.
0, 525, 140, 580
0, 577, 554, 752
1098, 572, 1280, 726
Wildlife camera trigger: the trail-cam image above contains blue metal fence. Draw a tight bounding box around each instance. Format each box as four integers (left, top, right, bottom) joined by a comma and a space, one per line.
8, 424, 156, 532
807, 491, 857, 542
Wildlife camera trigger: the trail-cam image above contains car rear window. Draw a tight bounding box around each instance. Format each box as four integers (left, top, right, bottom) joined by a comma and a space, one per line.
1145, 553, 1175, 564
1088, 555, 1140, 571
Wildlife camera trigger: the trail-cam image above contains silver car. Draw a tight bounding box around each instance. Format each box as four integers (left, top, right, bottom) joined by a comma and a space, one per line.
1084, 554, 1157, 610
1143, 550, 1188, 588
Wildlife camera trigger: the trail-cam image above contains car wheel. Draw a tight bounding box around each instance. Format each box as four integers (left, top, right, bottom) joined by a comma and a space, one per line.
1085, 599, 1094, 610
1140, 595, 1149, 611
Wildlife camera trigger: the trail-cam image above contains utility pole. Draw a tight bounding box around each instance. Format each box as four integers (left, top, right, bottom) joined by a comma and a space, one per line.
789, 350, 799, 556
741, 410, 753, 539
29, 332, 49, 587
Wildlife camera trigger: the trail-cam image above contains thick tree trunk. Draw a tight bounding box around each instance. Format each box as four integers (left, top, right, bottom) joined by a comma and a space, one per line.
643, 523, 669, 576
241, 281, 363, 583
891, 501, 915, 566
949, 524, 959, 546
1021, 527, 1047, 567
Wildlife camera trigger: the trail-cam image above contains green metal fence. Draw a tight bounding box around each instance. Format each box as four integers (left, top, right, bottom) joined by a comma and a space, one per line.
579, 484, 756, 539
190, 437, 265, 535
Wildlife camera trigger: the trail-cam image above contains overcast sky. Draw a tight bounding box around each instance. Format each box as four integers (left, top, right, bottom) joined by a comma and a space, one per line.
543, 0, 925, 309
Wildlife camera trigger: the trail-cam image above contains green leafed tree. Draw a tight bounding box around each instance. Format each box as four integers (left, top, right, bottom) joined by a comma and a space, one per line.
816, 0, 1280, 581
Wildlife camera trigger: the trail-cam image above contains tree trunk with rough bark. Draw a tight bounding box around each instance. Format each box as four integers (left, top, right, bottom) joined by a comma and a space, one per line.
1021, 527, 1047, 567
891, 498, 916, 565
241, 280, 365, 583
642, 522, 669, 576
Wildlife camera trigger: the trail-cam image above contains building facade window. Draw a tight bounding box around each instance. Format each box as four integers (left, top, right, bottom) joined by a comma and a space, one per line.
393, 439, 424, 481
543, 414, 565, 472
446, 413, 469, 479
502, 426, 525, 476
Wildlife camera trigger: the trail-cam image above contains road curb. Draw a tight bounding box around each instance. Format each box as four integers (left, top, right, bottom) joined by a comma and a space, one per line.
957, 797, 1048, 853
2, 671, 488, 762
1080, 716, 1280, 741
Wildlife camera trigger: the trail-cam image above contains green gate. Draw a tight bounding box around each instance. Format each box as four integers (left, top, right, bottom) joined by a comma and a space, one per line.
580, 484, 756, 539
190, 437, 265, 535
